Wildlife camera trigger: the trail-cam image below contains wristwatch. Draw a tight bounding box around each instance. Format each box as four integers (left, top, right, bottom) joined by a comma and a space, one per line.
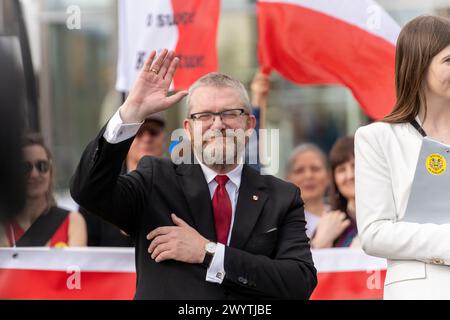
201, 241, 217, 268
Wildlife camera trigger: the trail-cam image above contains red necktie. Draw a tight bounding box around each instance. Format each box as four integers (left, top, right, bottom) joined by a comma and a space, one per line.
212, 175, 232, 245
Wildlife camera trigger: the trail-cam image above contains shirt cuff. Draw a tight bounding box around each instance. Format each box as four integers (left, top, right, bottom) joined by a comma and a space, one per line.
103, 107, 143, 144
205, 243, 226, 284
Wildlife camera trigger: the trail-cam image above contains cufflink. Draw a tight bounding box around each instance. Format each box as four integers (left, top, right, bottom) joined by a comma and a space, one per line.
238, 276, 249, 285
216, 272, 224, 280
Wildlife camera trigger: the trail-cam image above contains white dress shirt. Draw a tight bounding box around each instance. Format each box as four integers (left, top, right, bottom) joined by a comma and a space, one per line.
103, 107, 241, 284
197, 159, 242, 283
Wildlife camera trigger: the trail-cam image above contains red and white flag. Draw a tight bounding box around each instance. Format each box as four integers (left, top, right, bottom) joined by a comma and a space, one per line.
116, 0, 221, 92
0, 248, 386, 300
257, 0, 400, 120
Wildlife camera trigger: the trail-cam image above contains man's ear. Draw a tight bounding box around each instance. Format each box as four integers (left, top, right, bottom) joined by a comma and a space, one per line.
247, 114, 257, 130
244, 115, 257, 141
183, 119, 193, 141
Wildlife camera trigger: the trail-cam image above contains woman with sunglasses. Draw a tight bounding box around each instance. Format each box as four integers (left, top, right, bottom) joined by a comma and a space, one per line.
0, 133, 87, 247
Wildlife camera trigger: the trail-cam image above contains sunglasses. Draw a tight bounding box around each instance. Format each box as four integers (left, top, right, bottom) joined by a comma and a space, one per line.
137, 125, 163, 137
23, 160, 51, 175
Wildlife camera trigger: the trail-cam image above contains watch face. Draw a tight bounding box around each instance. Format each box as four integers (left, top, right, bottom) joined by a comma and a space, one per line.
206, 242, 217, 253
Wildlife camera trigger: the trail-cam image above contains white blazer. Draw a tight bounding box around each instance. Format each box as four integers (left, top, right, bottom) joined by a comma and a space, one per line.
355, 120, 450, 300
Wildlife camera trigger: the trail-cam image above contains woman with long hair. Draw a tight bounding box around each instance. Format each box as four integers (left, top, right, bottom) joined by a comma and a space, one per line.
1, 133, 87, 247
311, 137, 360, 248
355, 15, 450, 299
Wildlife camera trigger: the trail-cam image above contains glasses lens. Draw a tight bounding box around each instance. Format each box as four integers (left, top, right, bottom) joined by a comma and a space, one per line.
137, 123, 163, 137
148, 127, 162, 136
196, 113, 213, 122
222, 110, 241, 120
23, 162, 33, 175
36, 161, 50, 173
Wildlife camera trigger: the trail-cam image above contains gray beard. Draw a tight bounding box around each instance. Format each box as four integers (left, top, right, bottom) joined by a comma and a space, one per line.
193, 139, 246, 173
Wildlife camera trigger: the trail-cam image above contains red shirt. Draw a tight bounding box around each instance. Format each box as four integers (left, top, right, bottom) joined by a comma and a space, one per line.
4, 215, 70, 248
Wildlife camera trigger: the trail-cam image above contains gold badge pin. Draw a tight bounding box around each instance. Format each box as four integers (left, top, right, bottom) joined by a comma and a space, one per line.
426, 153, 447, 176
252, 195, 259, 201
53, 242, 68, 249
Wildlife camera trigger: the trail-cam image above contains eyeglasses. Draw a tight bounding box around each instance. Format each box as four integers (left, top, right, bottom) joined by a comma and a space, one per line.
137, 126, 163, 137
23, 160, 50, 175
190, 108, 248, 125
136, 119, 164, 137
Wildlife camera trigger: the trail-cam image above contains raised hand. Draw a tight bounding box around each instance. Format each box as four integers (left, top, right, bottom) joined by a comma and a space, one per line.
120, 49, 189, 123
250, 70, 270, 107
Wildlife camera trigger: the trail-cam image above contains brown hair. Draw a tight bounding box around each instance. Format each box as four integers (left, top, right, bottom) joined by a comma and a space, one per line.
329, 136, 354, 212
22, 133, 56, 207
384, 15, 450, 124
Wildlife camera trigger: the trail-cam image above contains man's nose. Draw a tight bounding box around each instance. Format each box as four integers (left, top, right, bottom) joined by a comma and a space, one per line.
210, 115, 226, 130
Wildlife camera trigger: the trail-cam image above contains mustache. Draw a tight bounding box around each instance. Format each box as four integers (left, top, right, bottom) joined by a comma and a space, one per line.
204, 130, 230, 138
201, 128, 248, 140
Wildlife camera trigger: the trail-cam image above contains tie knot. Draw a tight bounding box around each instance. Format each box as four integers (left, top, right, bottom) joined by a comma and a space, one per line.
215, 175, 229, 186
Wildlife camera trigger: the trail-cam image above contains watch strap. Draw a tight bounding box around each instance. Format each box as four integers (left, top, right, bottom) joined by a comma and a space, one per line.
201, 251, 214, 269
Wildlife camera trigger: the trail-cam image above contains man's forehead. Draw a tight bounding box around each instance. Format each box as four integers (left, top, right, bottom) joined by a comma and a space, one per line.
190, 86, 243, 110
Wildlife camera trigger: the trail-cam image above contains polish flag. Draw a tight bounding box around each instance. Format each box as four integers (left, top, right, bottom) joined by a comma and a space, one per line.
0, 248, 386, 300
116, 0, 220, 92
257, 0, 400, 120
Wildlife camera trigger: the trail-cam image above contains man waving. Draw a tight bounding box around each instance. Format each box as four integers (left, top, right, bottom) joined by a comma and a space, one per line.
70, 49, 316, 300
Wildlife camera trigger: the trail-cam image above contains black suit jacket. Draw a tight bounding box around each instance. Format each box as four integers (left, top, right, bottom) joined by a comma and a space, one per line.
79, 206, 134, 247
70, 127, 317, 300
80, 163, 134, 247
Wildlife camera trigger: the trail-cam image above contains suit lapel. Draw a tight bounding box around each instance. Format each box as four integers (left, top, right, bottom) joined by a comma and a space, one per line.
230, 165, 268, 249
176, 163, 217, 242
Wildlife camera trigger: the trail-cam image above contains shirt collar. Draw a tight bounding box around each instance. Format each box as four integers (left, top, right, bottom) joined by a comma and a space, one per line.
197, 158, 243, 189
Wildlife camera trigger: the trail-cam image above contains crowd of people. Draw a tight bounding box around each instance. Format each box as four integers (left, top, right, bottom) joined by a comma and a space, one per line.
0, 134, 86, 247
1, 12, 449, 300
0, 70, 359, 250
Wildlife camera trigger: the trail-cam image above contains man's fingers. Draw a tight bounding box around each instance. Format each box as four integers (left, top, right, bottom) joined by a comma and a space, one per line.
163, 57, 180, 83
155, 251, 173, 263
171, 214, 188, 227
151, 243, 172, 260
165, 91, 188, 106
148, 234, 171, 253
159, 51, 174, 79
151, 49, 169, 73
147, 226, 173, 241
143, 50, 157, 73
